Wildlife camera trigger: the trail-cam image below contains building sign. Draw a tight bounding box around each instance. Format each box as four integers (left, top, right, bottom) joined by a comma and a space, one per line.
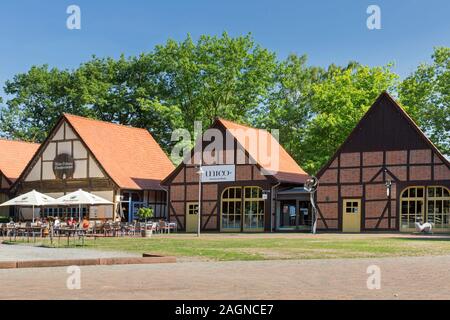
53, 153, 75, 179
201, 165, 235, 183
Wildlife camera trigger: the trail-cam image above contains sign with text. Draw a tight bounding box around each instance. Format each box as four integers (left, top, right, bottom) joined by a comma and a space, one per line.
53, 153, 75, 179
201, 165, 235, 183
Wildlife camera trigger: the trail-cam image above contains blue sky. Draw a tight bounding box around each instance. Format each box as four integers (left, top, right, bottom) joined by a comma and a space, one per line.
0, 0, 449, 99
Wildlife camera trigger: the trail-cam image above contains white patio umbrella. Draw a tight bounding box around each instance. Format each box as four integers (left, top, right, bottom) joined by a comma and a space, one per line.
54, 189, 113, 223
0, 190, 57, 223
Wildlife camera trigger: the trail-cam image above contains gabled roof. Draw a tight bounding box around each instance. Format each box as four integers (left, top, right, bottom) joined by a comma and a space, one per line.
163, 118, 309, 185
317, 91, 450, 178
0, 139, 40, 184
218, 118, 309, 184
63, 114, 175, 190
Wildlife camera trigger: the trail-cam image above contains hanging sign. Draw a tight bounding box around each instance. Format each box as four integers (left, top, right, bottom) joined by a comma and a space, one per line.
53, 153, 75, 179
201, 165, 235, 183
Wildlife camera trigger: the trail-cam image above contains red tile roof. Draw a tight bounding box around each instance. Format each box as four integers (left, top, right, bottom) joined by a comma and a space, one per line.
218, 118, 309, 184
0, 139, 40, 183
64, 114, 175, 190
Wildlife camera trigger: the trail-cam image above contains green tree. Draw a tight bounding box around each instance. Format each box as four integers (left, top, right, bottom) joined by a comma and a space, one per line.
0, 33, 277, 153
153, 32, 277, 130
301, 63, 398, 174
399, 47, 450, 155
256, 54, 324, 166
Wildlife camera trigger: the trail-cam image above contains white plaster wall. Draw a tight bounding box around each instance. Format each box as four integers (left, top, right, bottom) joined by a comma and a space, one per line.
25, 158, 41, 181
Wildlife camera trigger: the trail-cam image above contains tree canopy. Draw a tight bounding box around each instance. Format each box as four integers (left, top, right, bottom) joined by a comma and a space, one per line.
0, 34, 448, 174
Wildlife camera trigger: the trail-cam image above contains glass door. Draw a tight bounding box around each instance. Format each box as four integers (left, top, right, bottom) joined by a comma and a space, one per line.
243, 187, 264, 232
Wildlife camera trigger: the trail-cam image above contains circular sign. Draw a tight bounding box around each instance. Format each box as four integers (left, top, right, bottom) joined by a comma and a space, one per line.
53, 153, 75, 179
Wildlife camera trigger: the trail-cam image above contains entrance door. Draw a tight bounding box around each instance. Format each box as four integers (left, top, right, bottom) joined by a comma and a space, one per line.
342, 199, 361, 232
186, 203, 199, 233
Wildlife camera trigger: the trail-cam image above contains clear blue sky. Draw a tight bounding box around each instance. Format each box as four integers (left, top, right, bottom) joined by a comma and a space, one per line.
0, 0, 449, 99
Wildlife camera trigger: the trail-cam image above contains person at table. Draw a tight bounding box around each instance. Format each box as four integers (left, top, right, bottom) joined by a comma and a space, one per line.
82, 217, 90, 229
67, 217, 76, 227
54, 217, 61, 229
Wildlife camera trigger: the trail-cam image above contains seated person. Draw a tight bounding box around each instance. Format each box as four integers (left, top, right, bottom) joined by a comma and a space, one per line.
53, 217, 61, 229
82, 217, 90, 229
67, 217, 75, 227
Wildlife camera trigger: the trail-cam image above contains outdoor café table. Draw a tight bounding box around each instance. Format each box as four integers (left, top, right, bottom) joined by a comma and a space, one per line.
58, 227, 86, 245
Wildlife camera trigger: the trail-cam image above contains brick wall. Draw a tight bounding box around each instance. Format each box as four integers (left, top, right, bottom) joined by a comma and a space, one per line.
170, 185, 185, 201
363, 151, 383, 166
203, 184, 218, 200
340, 168, 360, 183
409, 165, 431, 180
317, 186, 338, 202
386, 150, 407, 165
363, 167, 381, 182
318, 202, 338, 220
387, 166, 407, 181
236, 165, 252, 181
410, 149, 431, 164
340, 152, 360, 167
365, 184, 386, 200
320, 169, 338, 183
340, 185, 363, 197
434, 164, 450, 180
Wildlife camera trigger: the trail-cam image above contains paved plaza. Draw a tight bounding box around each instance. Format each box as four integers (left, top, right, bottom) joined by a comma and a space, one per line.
1, 253, 449, 299
0, 243, 139, 261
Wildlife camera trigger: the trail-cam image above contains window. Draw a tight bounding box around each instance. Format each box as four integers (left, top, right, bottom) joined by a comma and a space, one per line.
221, 186, 265, 232
187, 203, 199, 215
221, 187, 242, 231
345, 201, 359, 214
243, 187, 265, 231
400, 186, 450, 231
400, 187, 425, 230
426, 186, 450, 229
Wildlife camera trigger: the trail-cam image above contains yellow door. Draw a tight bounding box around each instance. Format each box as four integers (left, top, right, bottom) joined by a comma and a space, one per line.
186, 203, 199, 233
342, 199, 361, 232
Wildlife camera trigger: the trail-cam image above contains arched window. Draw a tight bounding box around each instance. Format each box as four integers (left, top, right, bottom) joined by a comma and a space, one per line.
427, 186, 450, 229
400, 187, 425, 231
221, 187, 242, 231
400, 186, 450, 231
220, 186, 265, 232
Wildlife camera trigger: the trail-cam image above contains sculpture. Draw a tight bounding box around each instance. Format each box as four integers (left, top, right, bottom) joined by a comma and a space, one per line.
305, 176, 319, 234
414, 222, 433, 233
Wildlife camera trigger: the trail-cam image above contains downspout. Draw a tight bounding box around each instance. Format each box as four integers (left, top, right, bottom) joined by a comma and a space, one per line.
271, 182, 281, 233
160, 185, 169, 220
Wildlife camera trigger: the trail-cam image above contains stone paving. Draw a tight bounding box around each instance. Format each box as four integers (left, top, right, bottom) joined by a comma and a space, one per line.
1, 254, 450, 299
0, 244, 139, 261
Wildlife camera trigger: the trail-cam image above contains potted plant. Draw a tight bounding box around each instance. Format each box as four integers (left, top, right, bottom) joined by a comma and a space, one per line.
137, 207, 154, 238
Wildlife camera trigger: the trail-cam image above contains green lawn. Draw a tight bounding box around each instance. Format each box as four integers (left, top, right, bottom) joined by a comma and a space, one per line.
4, 233, 450, 261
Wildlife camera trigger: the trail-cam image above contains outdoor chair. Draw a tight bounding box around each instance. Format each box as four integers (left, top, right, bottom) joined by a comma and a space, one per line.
103, 223, 113, 237
159, 221, 170, 234
112, 222, 121, 237
0, 223, 7, 237
168, 222, 177, 233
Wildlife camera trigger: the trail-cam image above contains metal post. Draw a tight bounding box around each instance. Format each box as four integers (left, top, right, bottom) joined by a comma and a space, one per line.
197, 165, 203, 237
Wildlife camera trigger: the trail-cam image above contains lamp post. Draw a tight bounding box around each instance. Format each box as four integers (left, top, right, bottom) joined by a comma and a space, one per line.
196, 165, 204, 237
385, 179, 392, 198
385, 175, 392, 228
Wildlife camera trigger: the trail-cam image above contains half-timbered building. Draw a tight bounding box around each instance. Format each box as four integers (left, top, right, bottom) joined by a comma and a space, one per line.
162, 118, 310, 232
10, 114, 174, 221
0, 139, 40, 217
316, 92, 450, 232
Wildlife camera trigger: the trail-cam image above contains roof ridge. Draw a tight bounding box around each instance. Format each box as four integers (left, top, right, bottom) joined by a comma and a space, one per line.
218, 118, 269, 132
63, 113, 150, 133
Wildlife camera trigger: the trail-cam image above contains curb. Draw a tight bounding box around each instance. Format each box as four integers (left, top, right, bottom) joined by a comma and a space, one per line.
0, 255, 176, 269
